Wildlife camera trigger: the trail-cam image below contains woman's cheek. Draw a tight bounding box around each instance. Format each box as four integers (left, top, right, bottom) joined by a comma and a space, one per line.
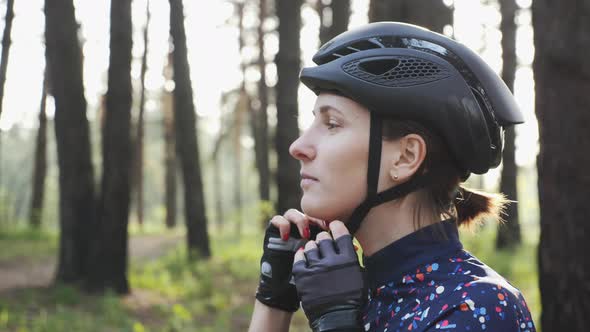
301, 189, 356, 222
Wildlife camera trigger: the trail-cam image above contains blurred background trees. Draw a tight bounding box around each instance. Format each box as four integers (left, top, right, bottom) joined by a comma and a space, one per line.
496, 0, 521, 249
44, 0, 96, 285
168, 0, 210, 258
533, 0, 590, 330
275, 0, 303, 216
86, 0, 134, 293
0, 0, 587, 330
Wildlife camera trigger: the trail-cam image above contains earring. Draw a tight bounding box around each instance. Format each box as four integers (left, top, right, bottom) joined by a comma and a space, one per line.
393, 174, 398, 180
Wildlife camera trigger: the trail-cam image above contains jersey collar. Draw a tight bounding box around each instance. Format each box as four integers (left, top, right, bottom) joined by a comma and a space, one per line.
362, 219, 463, 288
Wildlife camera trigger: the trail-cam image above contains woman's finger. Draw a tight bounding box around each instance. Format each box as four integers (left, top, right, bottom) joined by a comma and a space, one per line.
304, 240, 320, 264
270, 215, 291, 241
284, 209, 310, 239
314, 231, 335, 257
328, 220, 356, 254
315, 231, 332, 242
328, 220, 350, 240
294, 247, 306, 264
305, 215, 328, 231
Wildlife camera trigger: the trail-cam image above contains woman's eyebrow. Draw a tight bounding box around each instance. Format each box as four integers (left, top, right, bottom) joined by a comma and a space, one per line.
312, 105, 344, 116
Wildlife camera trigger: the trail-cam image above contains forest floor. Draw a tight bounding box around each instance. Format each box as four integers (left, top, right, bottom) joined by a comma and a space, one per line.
0, 225, 539, 331
0, 233, 183, 293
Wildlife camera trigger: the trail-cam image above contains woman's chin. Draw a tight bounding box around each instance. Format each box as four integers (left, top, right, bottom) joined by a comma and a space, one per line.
301, 197, 345, 222
301, 198, 328, 220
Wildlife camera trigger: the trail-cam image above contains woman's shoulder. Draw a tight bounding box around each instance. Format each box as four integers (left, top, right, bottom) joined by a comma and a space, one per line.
425, 250, 536, 331
435, 249, 531, 309
363, 249, 536, 331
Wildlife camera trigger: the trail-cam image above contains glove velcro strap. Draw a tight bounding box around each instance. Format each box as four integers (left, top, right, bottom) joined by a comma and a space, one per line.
255, 287, 300, 312
311, 308, 363, 332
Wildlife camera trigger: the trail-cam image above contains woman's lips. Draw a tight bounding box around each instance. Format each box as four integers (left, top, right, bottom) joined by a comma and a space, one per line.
300, 172, 318, 188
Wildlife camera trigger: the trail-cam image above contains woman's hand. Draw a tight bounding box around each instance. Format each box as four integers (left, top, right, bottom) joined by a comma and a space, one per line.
255, 209, 327, 312
292, 221, 365, 332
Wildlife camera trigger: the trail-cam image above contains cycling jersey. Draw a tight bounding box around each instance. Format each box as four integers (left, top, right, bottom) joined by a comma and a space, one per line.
362, 220, 536, 332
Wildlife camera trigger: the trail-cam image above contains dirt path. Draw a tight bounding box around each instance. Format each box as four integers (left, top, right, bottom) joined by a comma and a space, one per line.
0, 234, 182, 293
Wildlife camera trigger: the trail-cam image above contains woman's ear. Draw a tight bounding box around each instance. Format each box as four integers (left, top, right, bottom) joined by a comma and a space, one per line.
389, 134, 427, 182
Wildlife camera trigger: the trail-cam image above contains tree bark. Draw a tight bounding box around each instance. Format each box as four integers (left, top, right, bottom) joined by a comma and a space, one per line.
45, 0, 96, 284
163, 94, 177, 229
533, 0, 590, 330
133, 0, 151, 227
252, 0, 271, 228
368, 0, 452, 33
213, 155, 224, 231
318, 0, 350, 46
29, 71, 48, 229
163, 56, 177, 229
0, 0, 14, 119
169, 0, 211, 258
275, 0, 303, 215
211, 121, 226, 232
234, 2, 247, 236
496, 0, 521, 249
86, 0, 133, 294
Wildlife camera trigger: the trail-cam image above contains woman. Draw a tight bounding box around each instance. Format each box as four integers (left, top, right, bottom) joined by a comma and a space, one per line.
249, 22, 536, 332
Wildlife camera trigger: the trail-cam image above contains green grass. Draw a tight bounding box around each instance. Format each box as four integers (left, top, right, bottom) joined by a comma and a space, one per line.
0, 228, 57, 262
0, 230, 311, 332
0, 285, 135, 332
0, 222, 539, 331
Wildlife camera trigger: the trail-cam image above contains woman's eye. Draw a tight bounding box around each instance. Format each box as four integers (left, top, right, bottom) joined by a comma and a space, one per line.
326, 122, 339, 130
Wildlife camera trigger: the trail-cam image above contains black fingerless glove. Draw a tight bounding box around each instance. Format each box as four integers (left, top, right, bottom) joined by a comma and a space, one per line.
255, 222, 320, 312
292, 235, 365, 332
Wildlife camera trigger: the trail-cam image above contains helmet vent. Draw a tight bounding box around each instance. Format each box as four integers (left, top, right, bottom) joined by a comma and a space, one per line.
321, 39, 382, 64
343, 56, 450, 87
359, 59, 400, 75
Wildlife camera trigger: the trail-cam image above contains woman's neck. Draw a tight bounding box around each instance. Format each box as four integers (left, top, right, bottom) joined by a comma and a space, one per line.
354, 194, 439, 257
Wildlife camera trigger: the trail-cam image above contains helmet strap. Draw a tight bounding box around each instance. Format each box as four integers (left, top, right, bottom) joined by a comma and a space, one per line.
346, 112, 432, 235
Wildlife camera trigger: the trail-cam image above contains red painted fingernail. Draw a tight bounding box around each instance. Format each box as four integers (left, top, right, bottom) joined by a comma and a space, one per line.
304, 227, 310, 239
282, 233, 289, 241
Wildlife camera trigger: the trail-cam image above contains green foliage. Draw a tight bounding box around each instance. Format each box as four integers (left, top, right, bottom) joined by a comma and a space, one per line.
128, 232, 265, 330
0, 285, 133, 332
0, 227, 56, 261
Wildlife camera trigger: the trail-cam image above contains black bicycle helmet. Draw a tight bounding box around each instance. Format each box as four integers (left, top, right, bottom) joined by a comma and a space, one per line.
299, 22, 523, 234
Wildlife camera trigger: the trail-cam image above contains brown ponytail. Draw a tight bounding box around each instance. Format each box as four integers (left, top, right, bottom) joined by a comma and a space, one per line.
454, 186, 509, 228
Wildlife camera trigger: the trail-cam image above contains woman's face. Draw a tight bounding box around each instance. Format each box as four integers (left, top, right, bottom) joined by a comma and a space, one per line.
289, 93, 372, 222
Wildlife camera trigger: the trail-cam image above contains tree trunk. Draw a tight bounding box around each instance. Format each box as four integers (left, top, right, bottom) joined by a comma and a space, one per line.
368, 0, 452, 33
318, 0, 350, 46
45, 0, 96, 284
533, 0, 590, 330
163, 56, 177, 229
275, 0, 303, 215
87, 0, 133, 294
213, 155, 224, 231
0, 133, 3, 224
496, 0, 521, 249
233, 98, 244, 236
29, 71, 48, 229
211, 112, 229, 232
0, 0, 14, 119
252, 0, 271, 228
234, 2, 247, 236
163, 100, 177, 229
134, 0, 150, 227
169, 0, 210, 258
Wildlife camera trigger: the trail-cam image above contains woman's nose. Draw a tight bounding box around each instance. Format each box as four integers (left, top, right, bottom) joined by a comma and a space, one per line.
289, 133, 316, 161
